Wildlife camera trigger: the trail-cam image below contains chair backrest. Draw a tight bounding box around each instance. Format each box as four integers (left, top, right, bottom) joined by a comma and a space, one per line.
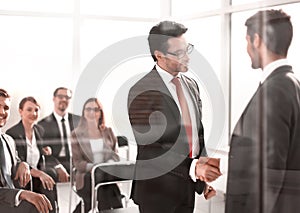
117, 136, 129, 161
117, 136, 128, 147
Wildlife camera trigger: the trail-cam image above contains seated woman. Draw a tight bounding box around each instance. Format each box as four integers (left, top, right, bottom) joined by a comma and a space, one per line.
6, 96, 58, 212
71, 98, 122, 213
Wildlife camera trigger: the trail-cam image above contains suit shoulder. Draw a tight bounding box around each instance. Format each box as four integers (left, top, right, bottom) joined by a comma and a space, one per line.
5, 122, 21, 137
69, 113, 81, 120
34, 124, 45, 134
38, 114, 54, 125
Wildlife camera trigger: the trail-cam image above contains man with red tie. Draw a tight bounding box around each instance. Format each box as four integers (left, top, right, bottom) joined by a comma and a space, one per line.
127, 21, 221, 213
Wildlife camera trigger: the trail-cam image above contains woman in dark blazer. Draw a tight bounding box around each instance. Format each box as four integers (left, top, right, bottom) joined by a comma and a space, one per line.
6, 96, 58, 211
71, 97, 122, 213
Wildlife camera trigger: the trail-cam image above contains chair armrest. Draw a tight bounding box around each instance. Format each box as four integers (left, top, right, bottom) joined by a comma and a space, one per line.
90, 161, 135, 212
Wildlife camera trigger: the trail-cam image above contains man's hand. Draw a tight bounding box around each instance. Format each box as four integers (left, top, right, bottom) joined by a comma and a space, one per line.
42, 146, 52, 156
31, 169, 55, 191
204, 184, 216, 200
14, 162, 31, 187
20, 190, 53, 213
39, 172, 55, 190
56, 166, 70, 182
195, 157, 221, 182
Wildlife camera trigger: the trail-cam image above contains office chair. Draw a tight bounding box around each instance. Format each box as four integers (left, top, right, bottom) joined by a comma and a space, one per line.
90, 161, 136, 213
69, 136, 134, 213
116, 136, 129, 161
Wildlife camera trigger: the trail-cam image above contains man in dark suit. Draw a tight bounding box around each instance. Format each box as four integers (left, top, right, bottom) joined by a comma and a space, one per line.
39, 87, 80, 182
127, 21, 221, 213
0, 88, 53, 213
225, 9, 300, 213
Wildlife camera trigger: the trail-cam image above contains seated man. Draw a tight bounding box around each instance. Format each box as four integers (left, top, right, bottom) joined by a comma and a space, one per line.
38, 87, 80, 182
0, 88, 53, 213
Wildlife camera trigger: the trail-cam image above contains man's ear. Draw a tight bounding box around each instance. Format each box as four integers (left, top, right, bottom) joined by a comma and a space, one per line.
154, 50, 164, 61
253, 33, 262, 48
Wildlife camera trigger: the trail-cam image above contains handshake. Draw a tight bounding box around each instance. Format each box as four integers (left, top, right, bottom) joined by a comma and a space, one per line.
195, 157, 222, 182
195, 157, 222, 200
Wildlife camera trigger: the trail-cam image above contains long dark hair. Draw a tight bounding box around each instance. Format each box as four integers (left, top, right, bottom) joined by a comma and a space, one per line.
77, 98, 105, 132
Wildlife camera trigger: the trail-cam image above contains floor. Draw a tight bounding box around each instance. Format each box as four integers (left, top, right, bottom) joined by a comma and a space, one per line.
57, 182, 225, 213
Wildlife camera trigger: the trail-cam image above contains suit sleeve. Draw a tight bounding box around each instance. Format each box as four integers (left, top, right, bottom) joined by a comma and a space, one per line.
0, 188, 20, 207
263, 80, 295, 211
71, 131, 90, 173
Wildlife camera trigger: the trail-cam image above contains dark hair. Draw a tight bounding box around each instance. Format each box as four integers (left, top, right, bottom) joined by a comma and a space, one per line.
19, 96, 40, 110
77, 98, 105, 130
53, 87, 72, 97
148, 21, 188, 61
245, 9, 293, 56
0, 88, 10, 98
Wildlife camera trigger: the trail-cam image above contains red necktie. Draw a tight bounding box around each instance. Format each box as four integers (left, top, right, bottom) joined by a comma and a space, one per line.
172, 77, 193, 157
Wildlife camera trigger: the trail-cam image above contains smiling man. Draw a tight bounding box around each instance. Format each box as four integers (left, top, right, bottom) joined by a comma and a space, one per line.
226, 9, 300, 213
127, 21, 221, 213
39, 87, 80, 182
0, 88, 53, 213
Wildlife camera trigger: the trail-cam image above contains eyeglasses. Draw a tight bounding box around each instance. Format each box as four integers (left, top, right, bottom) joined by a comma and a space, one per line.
84, 107, 102, 112
55, 94, 71, 100
166, 43, 194, 59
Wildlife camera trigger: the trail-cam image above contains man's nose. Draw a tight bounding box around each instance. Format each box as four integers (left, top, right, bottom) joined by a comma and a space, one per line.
0, 107, 4, 115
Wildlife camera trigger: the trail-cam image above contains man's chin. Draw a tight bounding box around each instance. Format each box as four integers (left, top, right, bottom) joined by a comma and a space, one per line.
0, 121, 6, 128
59, 107, 67, 112
180, 67, 189, 72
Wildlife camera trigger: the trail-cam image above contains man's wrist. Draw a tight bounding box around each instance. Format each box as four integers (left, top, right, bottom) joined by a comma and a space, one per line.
15, 190, 23, 206
55, 164, 64, 169
189, 159, 198, 182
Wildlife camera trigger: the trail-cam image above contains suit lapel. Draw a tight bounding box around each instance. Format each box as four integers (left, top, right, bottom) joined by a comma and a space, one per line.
13, 121, 28, 161
181, 75, 202, 128
77, 132, 93, 163
68, 113, 75, 131
51, 113, 61, 136
2, 134, 17, 167
151, 68, 180, 121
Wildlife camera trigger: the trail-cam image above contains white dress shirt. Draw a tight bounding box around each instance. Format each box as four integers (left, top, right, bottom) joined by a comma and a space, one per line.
90, 138, 104, 164
26, 131, 40, 169
261, 58, 289, 83
156, 65, 200, 181
53, 112, 71, 157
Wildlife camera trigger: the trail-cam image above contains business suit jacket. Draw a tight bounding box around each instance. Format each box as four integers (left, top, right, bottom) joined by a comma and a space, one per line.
71, 126, 119, 190
226, 65, 300, 213
38, 113, 80, 161
6, 121, 59, 169
127, 67, 206, 209
0, 133, 21, 206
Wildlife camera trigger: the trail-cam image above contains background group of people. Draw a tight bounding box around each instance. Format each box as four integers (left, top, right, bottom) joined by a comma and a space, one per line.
0, 87, 123, 213
1, 8, 300, 213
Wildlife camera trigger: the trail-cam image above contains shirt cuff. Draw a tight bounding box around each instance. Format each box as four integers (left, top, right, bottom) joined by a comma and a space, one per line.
219, 157, 226, 174
189, 159, 198, 182
86, 163, 94, 172
15, 190, 23, 206
54, 164, 64, 169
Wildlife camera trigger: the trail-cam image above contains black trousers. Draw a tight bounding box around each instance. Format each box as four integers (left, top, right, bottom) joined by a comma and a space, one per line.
73, 169, 123, 213
0, 200, 40, 213
25, 167, 58, 213
57, 156, 71, 174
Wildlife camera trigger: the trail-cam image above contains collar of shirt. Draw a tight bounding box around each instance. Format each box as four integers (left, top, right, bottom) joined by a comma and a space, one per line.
53, 111, 69, 122
261, 58, 289, 84
155, 64, 175, 84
